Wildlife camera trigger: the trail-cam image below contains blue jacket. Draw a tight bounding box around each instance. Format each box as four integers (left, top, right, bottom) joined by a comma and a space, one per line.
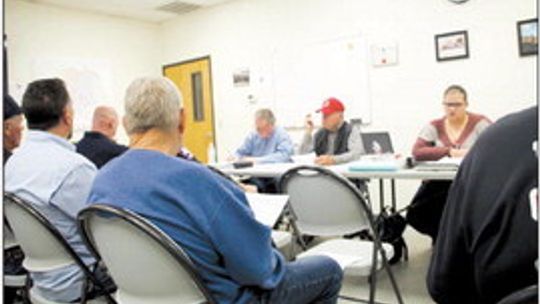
88, 149, 286, 303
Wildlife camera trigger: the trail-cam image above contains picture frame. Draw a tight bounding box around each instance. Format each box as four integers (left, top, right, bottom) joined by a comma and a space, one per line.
233, 68, 250, 87
435, 30, 469, 61
517, 18, 538, 56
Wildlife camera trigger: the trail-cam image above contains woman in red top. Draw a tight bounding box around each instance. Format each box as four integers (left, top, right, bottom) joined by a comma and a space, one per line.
412, 85, 491, 161
408, 85, 491, 243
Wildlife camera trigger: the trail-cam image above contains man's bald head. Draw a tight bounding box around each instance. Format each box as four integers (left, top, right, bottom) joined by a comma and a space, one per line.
92, 106, 119, 139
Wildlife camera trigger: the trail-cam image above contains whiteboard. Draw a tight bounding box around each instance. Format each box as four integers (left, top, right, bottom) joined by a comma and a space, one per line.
31, 57, 114, 140
271, 35, 372, 128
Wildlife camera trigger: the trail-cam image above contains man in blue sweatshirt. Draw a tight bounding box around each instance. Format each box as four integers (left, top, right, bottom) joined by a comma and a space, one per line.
87, 77, 343, 304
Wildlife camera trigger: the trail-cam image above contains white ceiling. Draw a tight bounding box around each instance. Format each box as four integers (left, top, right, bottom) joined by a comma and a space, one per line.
27, 0, 235, 23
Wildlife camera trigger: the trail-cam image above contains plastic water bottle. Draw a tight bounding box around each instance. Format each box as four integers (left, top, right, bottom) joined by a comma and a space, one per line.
207, 142, 216, 163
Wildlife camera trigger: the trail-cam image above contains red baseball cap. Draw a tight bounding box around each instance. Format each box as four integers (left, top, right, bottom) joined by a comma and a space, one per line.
316, 97, 345, 116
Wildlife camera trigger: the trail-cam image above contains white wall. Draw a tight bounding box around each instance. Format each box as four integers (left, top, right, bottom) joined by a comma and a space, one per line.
5, 0, 162, 144
7, 0, 537, 155
159, 0, 537, 160
159, 0, 536, 209
5, 0, 537, 208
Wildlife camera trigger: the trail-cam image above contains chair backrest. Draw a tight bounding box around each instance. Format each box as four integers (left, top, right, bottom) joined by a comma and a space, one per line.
279, 165, 372, 236
78, 204, 216, 304
497, 285, 538, 304
3, 193, 84, 273
4, 220, 18, 250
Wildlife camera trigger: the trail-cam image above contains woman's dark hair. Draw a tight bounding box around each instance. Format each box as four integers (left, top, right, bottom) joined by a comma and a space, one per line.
22, 78, 70, 131
443, 85, 468, 102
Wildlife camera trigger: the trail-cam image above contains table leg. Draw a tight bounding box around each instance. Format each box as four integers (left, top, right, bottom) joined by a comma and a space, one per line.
379, 179, 385, 212
391, 179, 397, 210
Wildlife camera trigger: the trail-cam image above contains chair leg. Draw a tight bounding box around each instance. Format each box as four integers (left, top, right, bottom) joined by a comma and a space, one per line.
289, 218, 308, 251
21, 276, 33, 304
368, 273, 377, 304
80, 277, 90, 304
368, 240, 379, 304
378, 245, 404, 304
21, 290, 31, 304
403, 240, 409, 261
370, 236, 405, 304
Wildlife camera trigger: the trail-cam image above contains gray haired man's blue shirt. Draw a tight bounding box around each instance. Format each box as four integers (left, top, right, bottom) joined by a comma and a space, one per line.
235, 126, 294, 163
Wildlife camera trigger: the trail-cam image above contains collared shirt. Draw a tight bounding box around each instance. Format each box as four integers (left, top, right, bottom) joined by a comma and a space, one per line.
299, 122, 365, 164
5, 130, 97, 302
235, 126, 294, 163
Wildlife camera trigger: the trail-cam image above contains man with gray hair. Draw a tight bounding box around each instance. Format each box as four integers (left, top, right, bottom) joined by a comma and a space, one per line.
232, 108, 294, 192
232, 108, 293, 164
76, 105, 128, 168
87, 77, 343, 304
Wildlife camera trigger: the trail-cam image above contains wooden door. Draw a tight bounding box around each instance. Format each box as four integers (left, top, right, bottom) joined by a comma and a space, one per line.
163, 57, 215, 163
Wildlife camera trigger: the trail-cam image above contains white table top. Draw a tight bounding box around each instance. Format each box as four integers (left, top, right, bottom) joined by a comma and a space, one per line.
212, 162, 456, 181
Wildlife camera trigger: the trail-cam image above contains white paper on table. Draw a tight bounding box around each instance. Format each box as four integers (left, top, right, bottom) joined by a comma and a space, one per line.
291, 153, 316, 165
415, 157, 462, 171
245, 193, 289, 227
208, 161, 233, 171
347, 157, 400, 172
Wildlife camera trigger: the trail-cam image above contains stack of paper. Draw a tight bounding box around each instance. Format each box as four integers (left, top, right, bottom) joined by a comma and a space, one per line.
291, 153, 316, 165
347, 158, 400, 172
415, 157, 462, 171
245, 193, 289, 227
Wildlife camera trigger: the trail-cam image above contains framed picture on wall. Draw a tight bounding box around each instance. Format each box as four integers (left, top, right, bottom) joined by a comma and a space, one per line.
233, 68, 250, 87
517, 18, 538, 56
435, 30, 469, 61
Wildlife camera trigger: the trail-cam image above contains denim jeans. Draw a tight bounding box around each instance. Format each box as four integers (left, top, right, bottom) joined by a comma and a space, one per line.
258, 255, 343, 304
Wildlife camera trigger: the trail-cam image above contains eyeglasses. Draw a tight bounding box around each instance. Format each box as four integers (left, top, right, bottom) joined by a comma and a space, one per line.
442, 102, 466, 108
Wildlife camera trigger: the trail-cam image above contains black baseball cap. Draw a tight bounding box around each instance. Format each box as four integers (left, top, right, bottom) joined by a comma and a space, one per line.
4, 94, 22, 120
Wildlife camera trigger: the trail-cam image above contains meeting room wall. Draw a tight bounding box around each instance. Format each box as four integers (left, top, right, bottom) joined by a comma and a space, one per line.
159, 0, 535, 211
5, 0, 162, 144
5, 0, 536, 210
160, 0, 536, 161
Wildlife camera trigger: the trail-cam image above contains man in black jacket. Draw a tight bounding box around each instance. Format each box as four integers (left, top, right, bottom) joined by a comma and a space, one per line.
428, 106, 538, 304
76, 106, 128, 168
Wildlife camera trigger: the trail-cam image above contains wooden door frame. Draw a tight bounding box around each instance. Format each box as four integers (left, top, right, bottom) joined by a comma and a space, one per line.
162, 55, 218, 160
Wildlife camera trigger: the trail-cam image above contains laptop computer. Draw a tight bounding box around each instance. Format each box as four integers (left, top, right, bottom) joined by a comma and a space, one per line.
361, 132, 394, 155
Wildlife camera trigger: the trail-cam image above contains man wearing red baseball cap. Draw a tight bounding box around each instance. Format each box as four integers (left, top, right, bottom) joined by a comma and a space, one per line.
298, 97, 364, 165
